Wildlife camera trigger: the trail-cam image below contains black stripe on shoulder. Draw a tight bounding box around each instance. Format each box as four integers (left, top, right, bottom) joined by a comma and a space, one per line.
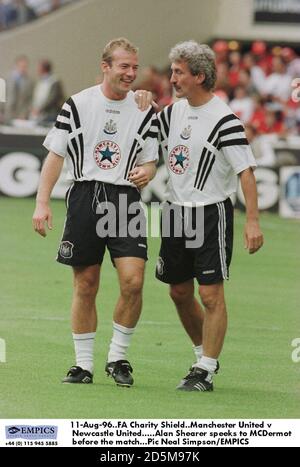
166, 103, 174, 124
208, 114, 240, 143
142, 130, 158, 140
159, 109, 169, 137
59, 108, 71, 119
66, 97, 81, 129
151, 119, 160, 128
218, 125, 245, 138
55, 121, 71, 132
218, 138, 249, 150
137, 107, 155, 135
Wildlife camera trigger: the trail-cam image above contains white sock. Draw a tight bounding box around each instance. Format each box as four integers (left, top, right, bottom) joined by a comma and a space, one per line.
193, 344, 203, 363
72, 332, 96, 374
196, 355, 218, 374
107, 321, 135, 362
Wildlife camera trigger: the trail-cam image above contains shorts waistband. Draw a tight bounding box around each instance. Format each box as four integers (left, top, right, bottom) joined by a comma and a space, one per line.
74, 180, 136, 190
166, 198, 232, 208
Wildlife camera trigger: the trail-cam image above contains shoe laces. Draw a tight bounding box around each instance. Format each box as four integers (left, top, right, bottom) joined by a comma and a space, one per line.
67, 366, 82, 376
185, 366, 209, 382
114, 360, 133, 375
184, 367, 199, 381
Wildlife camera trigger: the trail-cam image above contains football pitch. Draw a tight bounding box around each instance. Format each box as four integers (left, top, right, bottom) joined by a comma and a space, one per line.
0, 197, 299, 419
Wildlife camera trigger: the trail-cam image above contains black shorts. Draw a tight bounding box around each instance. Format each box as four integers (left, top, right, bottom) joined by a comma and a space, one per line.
57, 181, 147, 267
155, 198, 233, 285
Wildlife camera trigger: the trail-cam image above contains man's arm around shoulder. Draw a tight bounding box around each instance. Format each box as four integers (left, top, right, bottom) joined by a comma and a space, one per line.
128, 161, 157, 190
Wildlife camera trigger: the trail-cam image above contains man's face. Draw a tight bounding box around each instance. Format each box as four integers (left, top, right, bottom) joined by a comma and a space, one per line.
170, 60, 203, 99
102, 47, 138, 98
17, 58, 29, 75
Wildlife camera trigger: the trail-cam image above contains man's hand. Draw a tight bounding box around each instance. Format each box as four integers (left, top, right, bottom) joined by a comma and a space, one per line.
128, 166, 151, 189
239, 168, 264, 254
32, 151, 64, 237
134, 90, 157, 111
244, 219, 264, 254
32, 202, 53, 237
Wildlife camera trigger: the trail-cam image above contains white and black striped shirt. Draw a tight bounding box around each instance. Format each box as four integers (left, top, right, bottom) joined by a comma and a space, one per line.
43, 86, 158, 184
158, 95, 256, 206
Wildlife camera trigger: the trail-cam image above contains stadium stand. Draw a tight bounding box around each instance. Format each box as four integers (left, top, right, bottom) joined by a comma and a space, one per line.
0, 0, 76, 31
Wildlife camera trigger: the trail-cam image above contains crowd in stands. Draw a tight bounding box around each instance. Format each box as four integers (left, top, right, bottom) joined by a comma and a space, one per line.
1, 55, 65, 125
1, 39, 300, 165
213, 40, 300, 137
212, 40, 300, 164
133, 40, 300, 165
0, 0, 75, 31
135, 40, 300, 137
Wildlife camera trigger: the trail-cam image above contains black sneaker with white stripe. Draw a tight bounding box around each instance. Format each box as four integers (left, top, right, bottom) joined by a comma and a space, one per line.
62, 366, 93, 384
105, 360, 134, 387
177, 360, 219, 390
176, 367, 215, 392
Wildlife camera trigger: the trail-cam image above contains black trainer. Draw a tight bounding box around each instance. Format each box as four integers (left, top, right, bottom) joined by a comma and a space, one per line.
177, 360, 220, 389
176, 367, 214, 392
62, 366, 93, 384
105, 360, 134, 387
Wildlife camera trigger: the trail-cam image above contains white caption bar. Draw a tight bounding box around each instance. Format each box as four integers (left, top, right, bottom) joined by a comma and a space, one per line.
1, 419, 299, 447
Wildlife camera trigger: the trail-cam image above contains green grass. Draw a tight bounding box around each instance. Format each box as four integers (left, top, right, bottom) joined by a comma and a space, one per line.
0, 197, 299, 418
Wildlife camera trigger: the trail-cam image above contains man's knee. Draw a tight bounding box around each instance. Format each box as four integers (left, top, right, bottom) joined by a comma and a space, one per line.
74, 269, 99, 299
120, 274, 144, 298
198, 284, 225, 312
169, 283, 193, 305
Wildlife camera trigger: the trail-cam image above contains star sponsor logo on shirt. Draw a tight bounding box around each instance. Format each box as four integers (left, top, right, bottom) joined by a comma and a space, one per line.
180, 124, 192, 140
94, 140, 121, 170
168, 145, 190, 174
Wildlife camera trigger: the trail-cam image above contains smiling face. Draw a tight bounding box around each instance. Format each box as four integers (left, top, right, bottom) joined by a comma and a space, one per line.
101, 47, 139, 100
170, 60, 205, 101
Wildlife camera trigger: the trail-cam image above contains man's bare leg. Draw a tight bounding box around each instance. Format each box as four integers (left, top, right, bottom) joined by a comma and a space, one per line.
105, 257, 145, 387
62, 265, 100, 383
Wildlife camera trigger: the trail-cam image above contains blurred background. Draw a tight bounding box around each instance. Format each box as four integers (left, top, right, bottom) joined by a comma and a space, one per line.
0, 0, 300, 217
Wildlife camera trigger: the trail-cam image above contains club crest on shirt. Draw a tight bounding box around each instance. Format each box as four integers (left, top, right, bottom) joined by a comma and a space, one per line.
104, 119, 117, 135
94, 140, 121, 170
180, 124, 192, 140
168, 145, 189, 174
156, 256, 164, 276
59, 241, 74, 259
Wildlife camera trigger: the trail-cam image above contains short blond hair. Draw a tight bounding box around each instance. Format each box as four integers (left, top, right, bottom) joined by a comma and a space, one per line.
102, 37, 138, 65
